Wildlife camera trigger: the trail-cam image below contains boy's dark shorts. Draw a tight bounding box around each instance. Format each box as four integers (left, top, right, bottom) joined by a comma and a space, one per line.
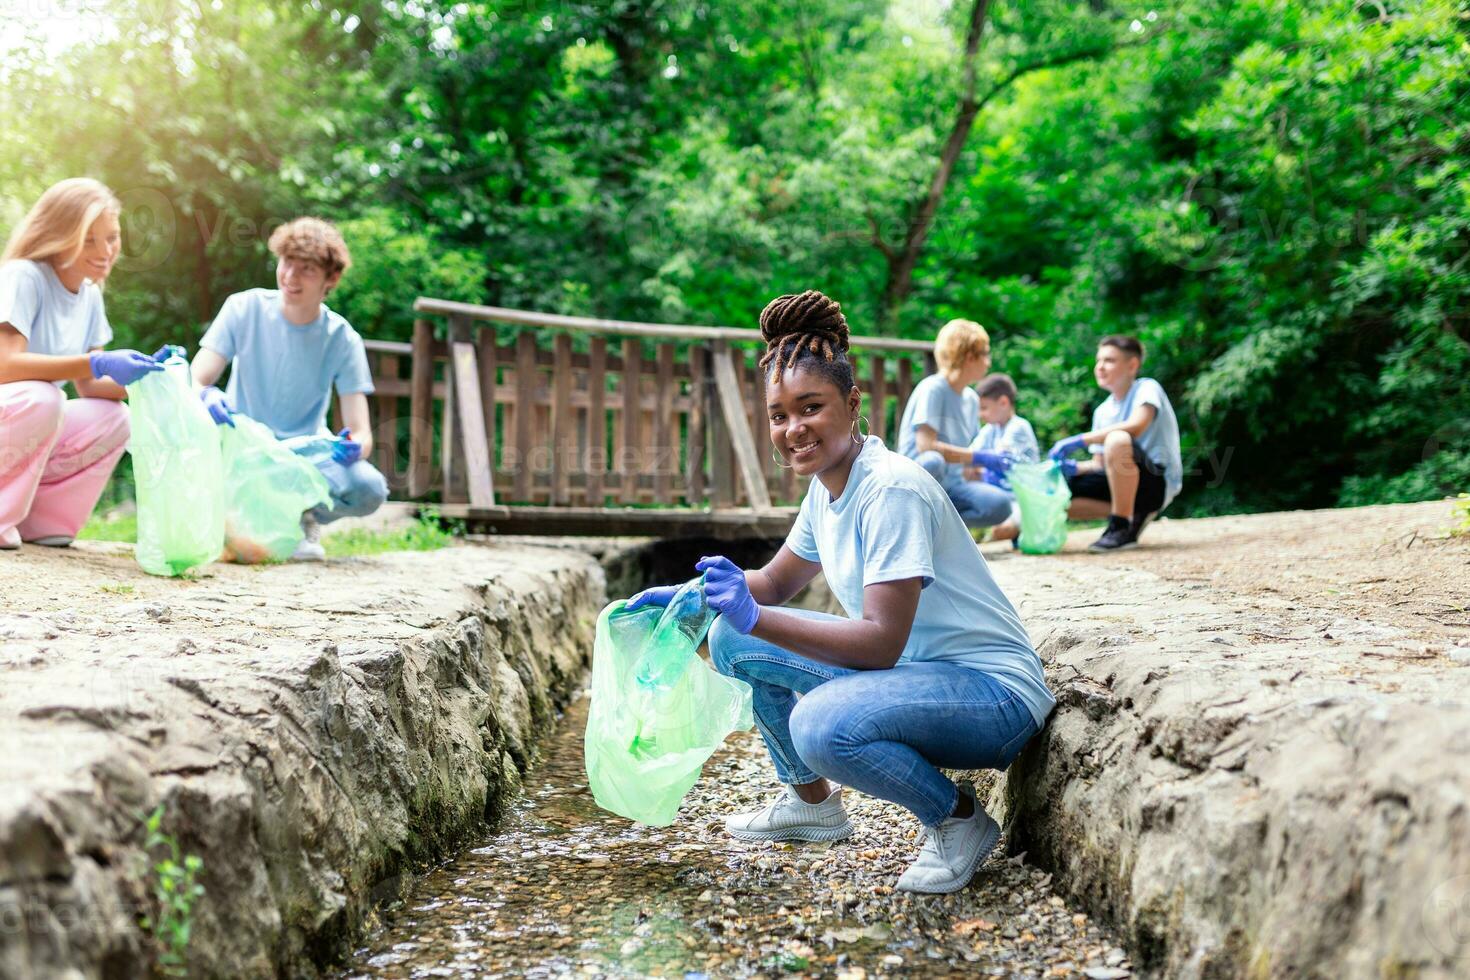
1067, 444, 1167, 517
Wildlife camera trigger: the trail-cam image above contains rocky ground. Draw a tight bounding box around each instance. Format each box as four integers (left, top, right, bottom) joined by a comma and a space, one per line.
338, 695, 1133, 980
0, 536, 604, 978
343, 499, 1469, 980
985, 499, 1470, 978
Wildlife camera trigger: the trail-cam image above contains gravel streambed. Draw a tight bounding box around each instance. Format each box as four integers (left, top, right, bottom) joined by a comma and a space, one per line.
340, 693, 1132, 979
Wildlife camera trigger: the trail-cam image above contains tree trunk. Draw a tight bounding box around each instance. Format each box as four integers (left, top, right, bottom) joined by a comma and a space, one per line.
874, 3, 1124, 329
876, 0, 992, 330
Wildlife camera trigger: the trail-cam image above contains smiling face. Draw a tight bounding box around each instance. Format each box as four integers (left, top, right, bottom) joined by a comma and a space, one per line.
276, 255, 340, 309
766, 364, 862, 480
53, 210, 121, 290
1094, 344, 1141, 393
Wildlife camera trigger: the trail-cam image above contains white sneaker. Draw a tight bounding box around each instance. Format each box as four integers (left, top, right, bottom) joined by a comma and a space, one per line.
0, 527, 20, 551
725, 785, 854, 843
896, 782, 999, 894
291, 513, 325, 562
28, 536, 74, 548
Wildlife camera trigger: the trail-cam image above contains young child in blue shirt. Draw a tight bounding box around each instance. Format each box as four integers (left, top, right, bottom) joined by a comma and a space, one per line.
189, 218, 386, 560
968, 373, 1038, 544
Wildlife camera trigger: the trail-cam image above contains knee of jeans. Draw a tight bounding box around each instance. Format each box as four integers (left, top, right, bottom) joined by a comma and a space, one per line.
706, 615, 742, 677
343, 465, 388, 513
915, 451, 945, 478
788, 692, 850, 773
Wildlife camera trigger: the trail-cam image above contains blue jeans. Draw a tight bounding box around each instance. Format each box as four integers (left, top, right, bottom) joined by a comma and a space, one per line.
708, 608, 1039, 827
916, 451, 1012, 528
308, 458, 389, 525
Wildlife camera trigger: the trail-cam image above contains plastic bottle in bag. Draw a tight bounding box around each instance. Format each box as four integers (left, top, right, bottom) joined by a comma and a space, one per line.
126, 346, 225, 575
633, 575, 717, 693
584, 580, 753, 826
1010, 460, 1073, 555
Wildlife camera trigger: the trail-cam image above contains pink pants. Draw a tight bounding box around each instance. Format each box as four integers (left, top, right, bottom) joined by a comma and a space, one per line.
0, 381, 130, 548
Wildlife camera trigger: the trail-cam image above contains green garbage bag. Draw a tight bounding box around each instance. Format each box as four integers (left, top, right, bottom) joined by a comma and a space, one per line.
127, 346, 224, 576
220, 415, 332, 563
584, 578, 754, 826
1011, 460, 1072, 555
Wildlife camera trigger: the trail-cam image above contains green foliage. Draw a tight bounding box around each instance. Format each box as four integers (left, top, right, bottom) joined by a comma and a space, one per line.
138, 805, 205, 978
3, 0, 1466, 516
1452, 494, 1470, 538
78, 511, 139, 543
322, 508, 460, 557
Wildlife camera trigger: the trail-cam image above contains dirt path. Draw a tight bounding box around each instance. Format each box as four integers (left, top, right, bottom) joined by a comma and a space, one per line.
999, 500, 1469, 650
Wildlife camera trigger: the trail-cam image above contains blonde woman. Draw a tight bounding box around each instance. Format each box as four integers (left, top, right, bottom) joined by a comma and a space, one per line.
896, 318, 1013, 528
0, 178, 164, 550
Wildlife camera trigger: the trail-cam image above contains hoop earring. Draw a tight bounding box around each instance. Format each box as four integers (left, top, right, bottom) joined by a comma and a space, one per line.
850, 415, 870, 444
771, 446, 792, 469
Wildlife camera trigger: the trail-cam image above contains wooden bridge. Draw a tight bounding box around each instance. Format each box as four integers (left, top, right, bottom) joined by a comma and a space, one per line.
349, 299, 935, 539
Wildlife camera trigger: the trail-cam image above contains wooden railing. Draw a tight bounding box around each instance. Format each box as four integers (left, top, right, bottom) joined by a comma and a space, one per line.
354, 300, 935, 520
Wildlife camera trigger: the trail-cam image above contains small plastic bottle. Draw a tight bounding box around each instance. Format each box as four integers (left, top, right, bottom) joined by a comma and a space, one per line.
633, 576, 717, 693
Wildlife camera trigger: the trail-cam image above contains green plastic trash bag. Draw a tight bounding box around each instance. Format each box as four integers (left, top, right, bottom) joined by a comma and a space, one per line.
585, 578, 754, 826
1011, 460, 1072, 555
126, 346, 224, 576
220, 415, 332, 563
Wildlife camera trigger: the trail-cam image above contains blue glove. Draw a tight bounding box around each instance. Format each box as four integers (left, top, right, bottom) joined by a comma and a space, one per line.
90, 349, 164, 386
199, 386, 234, 426
1048, 434, 1087, 460
332, 427, 363, 465
971, 450, 1013, 473
626, 585, 681, 611
695, 555, 760, 634
982, 466, 1008, 488
1056, 457, 1079, 480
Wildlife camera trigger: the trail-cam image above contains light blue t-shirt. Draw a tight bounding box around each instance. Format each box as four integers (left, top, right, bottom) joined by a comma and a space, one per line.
786, 436, 1055, 728
896, 373, 980, 484
969, 415, 1040, 491
1089, 377, 1183, 510
200, 289, 374, 440
0, 260, 112, 387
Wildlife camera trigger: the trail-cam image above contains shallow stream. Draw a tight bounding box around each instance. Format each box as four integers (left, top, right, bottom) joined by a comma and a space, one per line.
339, 694, 1132, 979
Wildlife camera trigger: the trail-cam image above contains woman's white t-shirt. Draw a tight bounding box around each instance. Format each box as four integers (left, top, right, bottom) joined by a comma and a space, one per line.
786, 436, 1056, 728
0, 260, 112, 387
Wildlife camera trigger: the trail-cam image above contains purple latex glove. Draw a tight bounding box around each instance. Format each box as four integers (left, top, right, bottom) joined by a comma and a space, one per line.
695, 555, 759, 634
332, 427, 363, 465
1056, 457, 1079, 480
199, 386, 234, 426
971, 449, 1013, 472
89, 349, 164, 386
1048, 434, 1087, 460
981, 465, 1008, 488
626, 585, 680, 611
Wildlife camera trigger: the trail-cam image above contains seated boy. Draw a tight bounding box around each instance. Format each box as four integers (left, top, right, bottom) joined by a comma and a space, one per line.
1049, 335, 1182, 553
969, 373, 1038, 543
190, 217, 387, 561
896, 318, 1012, 530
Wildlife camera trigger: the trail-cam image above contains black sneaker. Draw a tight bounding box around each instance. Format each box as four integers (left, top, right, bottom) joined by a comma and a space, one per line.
1129, 511, 1156, 542
1088, 515, 1138, 552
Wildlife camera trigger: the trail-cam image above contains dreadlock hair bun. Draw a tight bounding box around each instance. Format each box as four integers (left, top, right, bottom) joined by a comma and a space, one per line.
757, 290, 856, 392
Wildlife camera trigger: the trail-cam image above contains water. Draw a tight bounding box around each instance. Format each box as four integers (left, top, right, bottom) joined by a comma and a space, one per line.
337, 694, 1131, 979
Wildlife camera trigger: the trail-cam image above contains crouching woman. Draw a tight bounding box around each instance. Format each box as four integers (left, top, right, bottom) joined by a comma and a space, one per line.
0, 179, 163, 551
630, 290, 1054, 894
